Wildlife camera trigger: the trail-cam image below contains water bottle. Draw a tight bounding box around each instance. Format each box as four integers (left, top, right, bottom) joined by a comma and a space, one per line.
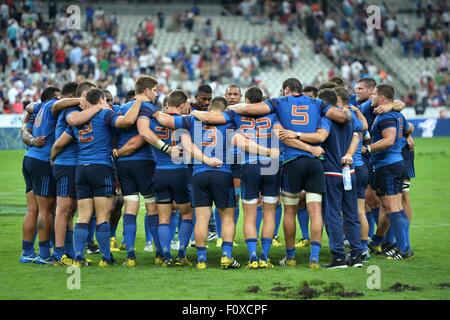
342, 165, 352, 191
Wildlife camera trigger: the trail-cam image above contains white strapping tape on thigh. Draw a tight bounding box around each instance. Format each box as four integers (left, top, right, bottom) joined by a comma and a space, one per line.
402, 181, 411, 192
306, 192, 322, 203
143, 195, 156, 203
241, 198, 258, 204
123, 194, 140, 202
262, 196, 278, 204
281, 192, 300, 205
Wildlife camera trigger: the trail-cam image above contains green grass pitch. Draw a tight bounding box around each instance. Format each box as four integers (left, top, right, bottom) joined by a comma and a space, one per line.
0, 138, 449, 300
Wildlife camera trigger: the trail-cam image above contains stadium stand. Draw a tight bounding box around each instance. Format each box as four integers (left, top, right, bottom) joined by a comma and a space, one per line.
0, 0, 448, 115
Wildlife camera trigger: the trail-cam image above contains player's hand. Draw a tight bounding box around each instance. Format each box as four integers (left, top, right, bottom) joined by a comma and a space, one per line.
32, 136, 46, 147
341, 153, 353, 165
204, 157, 223, 168
268, 148, 280, 159
279, 129, 297, 140
310, 146, 324, 158
191, 110, 202, 120
373, 104, 393, 115
98, 101, 111, 110
169, 146, 184, 158
112, 149, 119, 159
349, 105, 359, 112
407, 135, 415, 151
361, 146, 368, 154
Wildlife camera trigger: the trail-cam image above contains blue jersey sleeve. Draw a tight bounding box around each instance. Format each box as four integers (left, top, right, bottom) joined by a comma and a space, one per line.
103, 110, 119, 128
316, 98, 331, 116
65, 106, 80, 121
65, 126, 75, 138
359, 99, 372, 115
351, 111, 364, 132
223, 110, 236, 123
318, 117, 332, 132
378, 114, 397, 131
264, 97, 283, 113
138, 103, 156, 120
174, 115, 192, 130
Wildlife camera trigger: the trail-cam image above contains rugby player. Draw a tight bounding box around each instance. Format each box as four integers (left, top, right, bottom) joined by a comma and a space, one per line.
154, 96, 278, 269
227, 77, 351, 268
70, 88, 147, 267
136, 89, 193, 267
280, 88, 367, 268
362, 84, 414, 260
19, 88, 58, 263
191, 87, 281, 269
114, 76, 162, 267
22, 86, 63, 264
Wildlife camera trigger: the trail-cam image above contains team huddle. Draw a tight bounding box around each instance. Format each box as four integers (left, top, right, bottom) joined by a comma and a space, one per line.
19, 74, 415, 270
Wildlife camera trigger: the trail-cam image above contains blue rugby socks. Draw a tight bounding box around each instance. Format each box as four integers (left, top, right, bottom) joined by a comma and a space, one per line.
123, 214, 137, 258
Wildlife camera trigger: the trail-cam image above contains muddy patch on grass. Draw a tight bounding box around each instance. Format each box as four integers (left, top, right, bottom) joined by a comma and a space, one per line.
246, 285, 261, 293
268, 280, 364, 300
271, 286, 288, 292
387, 282, 421, 292
438, 283, 450, 289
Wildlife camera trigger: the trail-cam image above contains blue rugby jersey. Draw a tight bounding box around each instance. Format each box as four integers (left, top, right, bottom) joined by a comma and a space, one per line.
24, 102, 41, 153
264, 95, 330, 161
223, 110, 279, 164
115, 100, 157, 162
150, 114, 188, 170
26, 98, 58, 162
370, 111, 407, 169
319, 112, 363, 173
174, 115, 235, 176
72, 109, 119, 167
53, 106, 80, 166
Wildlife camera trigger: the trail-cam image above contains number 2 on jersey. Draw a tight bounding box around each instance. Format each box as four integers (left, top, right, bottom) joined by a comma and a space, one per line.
291, 105, 309, 125
79, 122, 94, 143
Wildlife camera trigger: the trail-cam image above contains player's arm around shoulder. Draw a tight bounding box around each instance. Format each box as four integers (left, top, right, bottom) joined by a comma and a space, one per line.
51, 130, 74, 163
191, 110, 228, 124
114, 95, 146, 128
114, 135, 145, 158
153, 111, 176, 129
227, 102, 271, 116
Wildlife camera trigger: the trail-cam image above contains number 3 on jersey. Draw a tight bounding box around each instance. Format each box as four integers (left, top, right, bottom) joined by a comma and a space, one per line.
79, 122, 94, 143
202, 126, 217, 147
291, 105, 309, 125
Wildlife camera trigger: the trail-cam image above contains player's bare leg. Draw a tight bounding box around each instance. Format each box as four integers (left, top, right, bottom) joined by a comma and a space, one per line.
20, 191, 39, 262
280, 190, 299, 267
34, 195, 56, 263
23, 191, 39, 242
243, 202, 258, 239
306, 193, 323, 268
54, 196, 76, 263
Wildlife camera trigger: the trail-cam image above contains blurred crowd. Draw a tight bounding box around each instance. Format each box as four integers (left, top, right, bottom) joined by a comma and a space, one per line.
0, 0, 448, 114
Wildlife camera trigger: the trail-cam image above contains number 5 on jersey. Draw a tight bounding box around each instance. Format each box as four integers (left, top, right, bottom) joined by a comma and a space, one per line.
291, 105, 309, 125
